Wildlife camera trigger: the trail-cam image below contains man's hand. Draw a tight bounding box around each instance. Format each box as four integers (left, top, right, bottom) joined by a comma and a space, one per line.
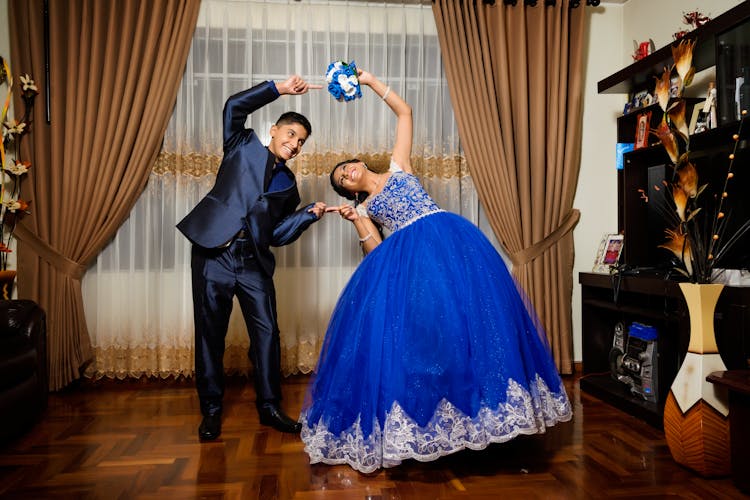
308, 202, 328, 219
277, 75, 322, 96
326, 204, 359, 222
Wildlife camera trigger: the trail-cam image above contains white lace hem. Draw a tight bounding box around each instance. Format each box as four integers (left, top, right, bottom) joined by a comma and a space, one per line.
300, 375, 572, 474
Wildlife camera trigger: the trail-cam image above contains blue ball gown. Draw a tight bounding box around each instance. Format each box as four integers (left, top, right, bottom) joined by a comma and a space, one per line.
300, 165, 572, 473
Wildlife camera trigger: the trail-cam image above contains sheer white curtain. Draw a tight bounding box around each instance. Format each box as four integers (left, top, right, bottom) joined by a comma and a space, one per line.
82, 0, 495, 379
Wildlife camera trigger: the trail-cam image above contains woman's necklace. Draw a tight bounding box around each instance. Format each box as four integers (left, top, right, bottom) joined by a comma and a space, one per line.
371, 174, 384, 195
364, 172, 387, 202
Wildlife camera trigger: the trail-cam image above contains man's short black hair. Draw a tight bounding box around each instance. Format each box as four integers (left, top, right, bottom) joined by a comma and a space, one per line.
276, 111, 312, 137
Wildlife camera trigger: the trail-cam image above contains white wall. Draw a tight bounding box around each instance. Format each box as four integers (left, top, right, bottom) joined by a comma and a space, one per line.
574, 3, 624, 364
622, 0, 742, 58
0, 1, 7, 59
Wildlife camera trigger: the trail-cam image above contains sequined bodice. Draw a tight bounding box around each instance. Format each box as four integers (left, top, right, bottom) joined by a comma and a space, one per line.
366, 171, 443, 232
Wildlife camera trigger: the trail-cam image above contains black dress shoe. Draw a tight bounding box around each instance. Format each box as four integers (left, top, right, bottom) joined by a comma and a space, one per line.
198, 414, 222, 441
257, 403, 302, 433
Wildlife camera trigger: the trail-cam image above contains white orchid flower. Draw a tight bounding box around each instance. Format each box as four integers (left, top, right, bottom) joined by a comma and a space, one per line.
7, 160, 29, 176
20, 74, 37, 92
3, 120, 26, 137
2, 199, 21, 212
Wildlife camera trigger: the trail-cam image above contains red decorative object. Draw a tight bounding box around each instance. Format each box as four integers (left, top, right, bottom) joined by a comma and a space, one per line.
674, 10, 711, 40
684, 10, 711, 29
633, 111, 651, 149
632, 40, 654, 61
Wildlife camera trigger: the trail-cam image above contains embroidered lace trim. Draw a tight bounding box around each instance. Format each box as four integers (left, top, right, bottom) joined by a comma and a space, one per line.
398, 208, 444, 229
84, 340, 322, 380
301, 375, 572, 473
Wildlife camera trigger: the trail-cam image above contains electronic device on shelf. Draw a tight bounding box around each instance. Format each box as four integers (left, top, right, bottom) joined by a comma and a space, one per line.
609, 321, 658, 403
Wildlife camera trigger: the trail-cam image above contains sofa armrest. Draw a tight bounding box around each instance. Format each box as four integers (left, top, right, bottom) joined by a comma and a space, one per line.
0, 299, 45, 337
0, 299, 48, 393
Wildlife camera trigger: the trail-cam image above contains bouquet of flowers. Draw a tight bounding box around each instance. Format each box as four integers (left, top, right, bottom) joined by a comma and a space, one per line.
0, 56, 37, 271
647, 39, 750, 283
326, 60, 362, 102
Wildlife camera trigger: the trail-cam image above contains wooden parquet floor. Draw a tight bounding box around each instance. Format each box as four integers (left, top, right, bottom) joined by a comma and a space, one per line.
0, 374, 746, 499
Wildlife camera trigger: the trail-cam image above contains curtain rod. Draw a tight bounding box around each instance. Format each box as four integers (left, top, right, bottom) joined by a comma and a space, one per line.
483, 0, 601, 6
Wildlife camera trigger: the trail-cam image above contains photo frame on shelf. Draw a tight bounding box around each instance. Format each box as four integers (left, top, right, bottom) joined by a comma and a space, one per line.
669, 75, 680, 98
631, 89, 652, 111
634, 111, 651, 149
593, 233, 625, 274
690, 100, 708, 134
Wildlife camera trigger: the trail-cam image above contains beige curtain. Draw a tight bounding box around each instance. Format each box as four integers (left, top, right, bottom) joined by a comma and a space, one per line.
432, 0, 586, 374
82, 0, 471, 380
9, 0, 201, 390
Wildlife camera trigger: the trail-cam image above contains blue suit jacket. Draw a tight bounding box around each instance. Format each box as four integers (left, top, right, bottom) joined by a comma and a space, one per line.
176, 81, 318, 276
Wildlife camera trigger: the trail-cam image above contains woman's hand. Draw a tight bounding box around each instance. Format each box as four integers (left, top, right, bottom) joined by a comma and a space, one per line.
356, 69, 375, 87
326, 204, 360, 222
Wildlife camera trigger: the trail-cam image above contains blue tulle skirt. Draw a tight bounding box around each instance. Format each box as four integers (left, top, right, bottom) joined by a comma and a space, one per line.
300, 212, 571, 473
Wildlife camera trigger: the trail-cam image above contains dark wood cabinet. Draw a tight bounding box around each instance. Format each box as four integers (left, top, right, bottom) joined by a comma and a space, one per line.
579, 272, 685, 428
579, 272, 750, 428
582, 4, 750, 425
600, 3, 750, 271
620, 123, 750, 271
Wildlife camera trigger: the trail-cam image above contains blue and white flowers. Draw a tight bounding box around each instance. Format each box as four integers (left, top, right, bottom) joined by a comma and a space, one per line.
326, 60, 362, 102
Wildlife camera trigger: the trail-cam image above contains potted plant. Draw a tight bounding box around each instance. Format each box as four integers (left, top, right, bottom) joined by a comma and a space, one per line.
646, 38, 750, 477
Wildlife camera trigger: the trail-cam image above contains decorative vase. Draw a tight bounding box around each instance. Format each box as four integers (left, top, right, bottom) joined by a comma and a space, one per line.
663, 282, 730, 477
0, 270, 16, 300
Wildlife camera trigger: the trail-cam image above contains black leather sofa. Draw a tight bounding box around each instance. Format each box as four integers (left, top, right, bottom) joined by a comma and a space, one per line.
0, 300, 47, 444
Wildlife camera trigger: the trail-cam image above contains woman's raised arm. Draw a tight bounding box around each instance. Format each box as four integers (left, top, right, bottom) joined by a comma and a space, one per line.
357, 70, 413, 174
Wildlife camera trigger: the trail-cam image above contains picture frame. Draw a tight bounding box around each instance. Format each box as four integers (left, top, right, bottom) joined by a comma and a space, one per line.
593, 233, 625, 273
631, 89, 652, 110
669, 75, 680, 98
634, 111, 651, 149
689, 99, 708, 134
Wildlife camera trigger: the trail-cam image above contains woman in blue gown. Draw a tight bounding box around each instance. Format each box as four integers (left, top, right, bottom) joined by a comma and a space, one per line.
300, 69, 572, 473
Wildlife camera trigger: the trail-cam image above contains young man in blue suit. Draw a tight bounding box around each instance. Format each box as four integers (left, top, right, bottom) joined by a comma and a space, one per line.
177, 75, 326, 440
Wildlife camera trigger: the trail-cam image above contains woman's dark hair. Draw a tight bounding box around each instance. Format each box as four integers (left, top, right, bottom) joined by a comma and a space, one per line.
330, 158, 368, 205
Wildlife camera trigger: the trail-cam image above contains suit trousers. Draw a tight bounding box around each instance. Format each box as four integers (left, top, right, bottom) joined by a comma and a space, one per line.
191, 234, 282, 417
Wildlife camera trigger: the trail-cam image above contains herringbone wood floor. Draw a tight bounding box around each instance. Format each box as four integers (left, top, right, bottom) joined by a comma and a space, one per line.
0, 374, 745, 499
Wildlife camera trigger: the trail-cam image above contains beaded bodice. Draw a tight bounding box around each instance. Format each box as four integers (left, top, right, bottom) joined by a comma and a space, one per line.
366, 170, 443, 232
